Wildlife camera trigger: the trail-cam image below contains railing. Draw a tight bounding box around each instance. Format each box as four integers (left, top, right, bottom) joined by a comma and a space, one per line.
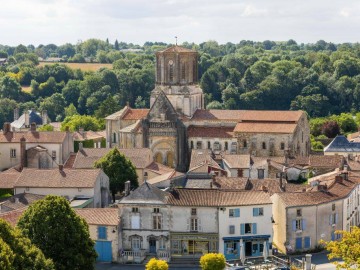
157, 250, 171, 262
121, 250, 146, 264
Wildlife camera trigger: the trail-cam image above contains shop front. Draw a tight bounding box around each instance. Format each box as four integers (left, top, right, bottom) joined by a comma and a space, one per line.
223, 235, 271, 260
170, 233, 218, 256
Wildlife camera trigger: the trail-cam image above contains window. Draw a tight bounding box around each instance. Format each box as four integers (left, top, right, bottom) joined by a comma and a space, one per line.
332, 204, 336, 211
329, 213, 338, 225
190, 141, 194, 149
52, 150, 56, 160
292, 219, 306, 231
132, 237, 141, 250
253, 207, 264, 216
159, 238, 166, 249
258, 169, 265, 179
196, 141, 202, 149
191, 208, 197, 216
169, 62, 174, 82
241, 223, 257, 234
98, 226, 107, 240
229, 208, 240, 218
229, 225, 235, 234
225, 142, 228, 151
207, 141, 211, 149
243, 140, 247, 148
214, 142, 221, 150
113, 132, 116, 143
132, 207, 139, 213
154, 208, 160, 213
295, 237, 302, 250
280, 142, 285, 150
153, 215, 162, 230
225, 242, 237, 255
304, 237, 311, 249
296, 209, 302, 217
190, 218, 198, 231
262, 142, 266, 149
10, 149, 16, 158
181, 62, 185, 80
131, 215, 140, 229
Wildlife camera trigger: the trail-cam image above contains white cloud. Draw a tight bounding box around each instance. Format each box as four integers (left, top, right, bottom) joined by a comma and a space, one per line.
241, 5, 268, 17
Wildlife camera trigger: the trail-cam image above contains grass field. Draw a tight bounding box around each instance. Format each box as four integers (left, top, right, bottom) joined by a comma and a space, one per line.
22, 85, 32, 93
38, 62, 113, 71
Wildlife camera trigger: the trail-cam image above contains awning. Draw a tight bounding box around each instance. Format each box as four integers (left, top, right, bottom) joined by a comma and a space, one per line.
223, 235, 271, 241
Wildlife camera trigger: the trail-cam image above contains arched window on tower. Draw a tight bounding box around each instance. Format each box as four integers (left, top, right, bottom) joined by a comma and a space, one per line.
181, 62, 186, 81
169, 60, 174, 83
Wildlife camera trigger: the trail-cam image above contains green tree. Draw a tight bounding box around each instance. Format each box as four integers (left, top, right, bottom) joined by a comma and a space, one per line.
146, 258, 169, 270
37, 124, 54, 131
64, 103, 79, 117
94, 148, 138, 201
323, 227, 360, 269
134, 96, 146, 108
0, 98, 18, 128
60, 114, 104, 131
0, 219, 54, 270
114, 39, 119, 50
95, 96, 121, 118
39, 93, 66, 121
199, 253, 226, 270
14, 44, 28, 54
17, 195, 96, 270
0, 76, 22, 100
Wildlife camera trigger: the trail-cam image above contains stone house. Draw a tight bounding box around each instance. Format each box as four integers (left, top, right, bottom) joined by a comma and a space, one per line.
75, 208, 120, 262
13, 167, 110, 208
271, 172, 360, 253
0, 122, 73, 171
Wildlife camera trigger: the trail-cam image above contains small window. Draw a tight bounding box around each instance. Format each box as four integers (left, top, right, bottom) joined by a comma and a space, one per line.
52, 150, 56, 160
229, 208, 240, 218
190, 141, 194, 149
243, 140, 247, 148
191, 208, 197, 216
225, 142, 228, 151
132, 207, 139, 213
296, 220, 302, 230
190, 218, 198, 231
296, 209, 302, 217
229, 225, 235, 234
98, 226, 107, 240
280, 142, 285, 150
258, 169, 265, 179
214, 142, 221, 150
169, 61, 174, 82
153, 215, 162, 230
132, 238, 141, 250
207, 141, 211, 149
154, 208, 160, 213
196, 141, 202, 149
113, 132, 116, 143
332, 204, 335, 211
262, 142, 266, 150
245, 223, 252, 234
253, 207, 264, 216
181, 62, 185, 80
159, 238, 166, 249
10, 149, 16, 158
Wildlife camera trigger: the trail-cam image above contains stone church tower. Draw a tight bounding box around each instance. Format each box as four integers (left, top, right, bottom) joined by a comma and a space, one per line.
150, 46, 204, 118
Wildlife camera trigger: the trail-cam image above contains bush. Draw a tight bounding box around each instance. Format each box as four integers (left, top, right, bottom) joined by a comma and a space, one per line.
145, 258, 168, 270
200, 253, 226, 270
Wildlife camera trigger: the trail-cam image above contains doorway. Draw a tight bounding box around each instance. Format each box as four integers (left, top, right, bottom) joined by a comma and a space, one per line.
149, 238, 156, 254
245, 241, 252, 256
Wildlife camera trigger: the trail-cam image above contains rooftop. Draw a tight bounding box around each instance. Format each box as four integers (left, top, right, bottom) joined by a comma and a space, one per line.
234, 122, 297, 134
187, 126, 234, 138
75, 208, 119, 226
324, 135, 360, 152
122, 108, 149, 120
0, 131, 68, 143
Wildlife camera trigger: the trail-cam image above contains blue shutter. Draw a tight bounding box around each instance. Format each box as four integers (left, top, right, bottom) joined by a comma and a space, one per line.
292, 220, 296, 231
240, 224, 245, 235
302, 219, 306, 231
252, 223, 257, 234
235, 208, 240, 217
331, 231, 335, 241
98, 226, 107, 239
295, 237, 302, 250
304, 237, 310, 249
253, 208, 259, 216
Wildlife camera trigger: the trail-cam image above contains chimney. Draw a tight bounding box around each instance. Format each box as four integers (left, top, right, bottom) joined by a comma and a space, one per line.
14, 108, 19, 121
78, 142, 83, 151
143, 172, 148, 184
41, 110, 48, 125
24, 111, 29, 127
20, 136, 27, 169
335, 175, 343, 184
317, 184, 327, 192
79, 127, 84, 136
2, 122, 11, 135
279, 172, 285, 191
30, 122, 36, 132
124, 181, 131, 196
59, 164, 63, 171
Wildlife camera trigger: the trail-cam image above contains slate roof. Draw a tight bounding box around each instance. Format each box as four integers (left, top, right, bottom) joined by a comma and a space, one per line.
191, 109, 303, 122
0, 131, 68, 143
73, 148, 152, 169
324, 135, 360, 152
234, 122, 297, 134
223, 154, 250, 168
75, 208, 119, 226
120, 182, 167, 204
11, 110, 43, 129
0, 193, 45, 212
14, 168, 102, 188
185, 179, 212, 189
167, 188, 271, 206
187, 126, 234, 138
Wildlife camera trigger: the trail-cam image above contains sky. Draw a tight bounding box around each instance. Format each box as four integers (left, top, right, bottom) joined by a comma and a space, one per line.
1, 0, 360, 46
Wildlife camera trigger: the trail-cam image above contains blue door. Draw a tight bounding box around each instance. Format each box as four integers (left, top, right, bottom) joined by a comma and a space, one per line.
95, 241, 112, 262
149, 239, 156, 253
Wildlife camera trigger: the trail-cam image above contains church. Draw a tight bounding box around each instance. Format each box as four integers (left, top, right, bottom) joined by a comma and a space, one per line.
105, 45, 310, 172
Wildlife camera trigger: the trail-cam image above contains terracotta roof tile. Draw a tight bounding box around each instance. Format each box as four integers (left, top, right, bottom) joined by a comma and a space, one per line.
234, 122, 297, 134
158, 45, 196, 53
309, 155, 343, 168
73, 130, 106, 141
223, 154, 250, 168
146, 162, 174, 175
14, 168, 102, 188
0, 208, 26, 227
75, 208, 119, 226
187, 126, 234, 138
191, 109, 303, 122
122, 109, 149, 120
0, 169, 21, 189
0, 131, 68, 143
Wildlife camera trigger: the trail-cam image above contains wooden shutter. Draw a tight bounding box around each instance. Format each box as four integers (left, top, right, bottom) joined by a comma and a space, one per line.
292, 220, 296, 231
252, 223, 257, 234
302, 219, 306, 230
240, 223, 245, 235
198, 219, 202, 232
235, 208, 240, 217
304, 237, 311, 249
186, 219, 190, 231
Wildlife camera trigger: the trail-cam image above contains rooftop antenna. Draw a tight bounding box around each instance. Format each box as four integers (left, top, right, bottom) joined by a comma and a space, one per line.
175, 36, 178, 46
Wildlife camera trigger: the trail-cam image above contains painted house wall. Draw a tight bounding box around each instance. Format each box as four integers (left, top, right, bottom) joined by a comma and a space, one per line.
343, 185, 360, 231
271, 194, 287, 253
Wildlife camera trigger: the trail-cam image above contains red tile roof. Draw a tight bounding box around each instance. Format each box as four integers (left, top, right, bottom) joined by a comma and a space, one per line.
122, 109, 149, 120
234, 122, 297, 134
187, 126, 234, 138
75, 208, 119, 226
0, 208, 26, 227
191, 109, 303, 122
0, 169, 21, 189
0, 131, 68, 143
158, 45, 196, 53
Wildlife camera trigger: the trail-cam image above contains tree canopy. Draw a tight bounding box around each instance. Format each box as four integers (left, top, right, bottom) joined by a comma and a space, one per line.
17, 195, 97, 270
60, 114, 104, 132
94, 147, 138, 201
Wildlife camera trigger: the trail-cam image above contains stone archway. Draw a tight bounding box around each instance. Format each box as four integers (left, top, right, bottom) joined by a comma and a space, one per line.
154, 152, 163, 164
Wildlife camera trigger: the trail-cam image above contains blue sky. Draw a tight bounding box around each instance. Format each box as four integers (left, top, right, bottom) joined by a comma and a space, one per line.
1, 0, 360, 46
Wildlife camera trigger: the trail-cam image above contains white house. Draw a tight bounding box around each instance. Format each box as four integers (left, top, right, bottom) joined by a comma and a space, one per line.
75, 208, 120, 262
13, 167, 110, 208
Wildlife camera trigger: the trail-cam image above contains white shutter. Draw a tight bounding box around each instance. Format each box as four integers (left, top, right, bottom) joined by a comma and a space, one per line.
186, 219, 190, 231
198, 219, 202, 232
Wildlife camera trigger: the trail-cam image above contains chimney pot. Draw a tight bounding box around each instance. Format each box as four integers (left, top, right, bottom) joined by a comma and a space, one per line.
14, 108, 19, 121
30, 122, 36, 132
335, 175, 343, 184
143, 172, 148, 183
2, 122, 11, 135
59, 164, 63, 171
124, 180, 131, 196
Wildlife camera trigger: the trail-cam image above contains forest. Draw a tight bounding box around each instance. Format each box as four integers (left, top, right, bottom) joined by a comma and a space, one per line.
1, 39, 360, 142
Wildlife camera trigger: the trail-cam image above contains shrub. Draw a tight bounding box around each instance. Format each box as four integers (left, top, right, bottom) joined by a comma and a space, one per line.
145, 258, 168, 270
200, 253, 226, 270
